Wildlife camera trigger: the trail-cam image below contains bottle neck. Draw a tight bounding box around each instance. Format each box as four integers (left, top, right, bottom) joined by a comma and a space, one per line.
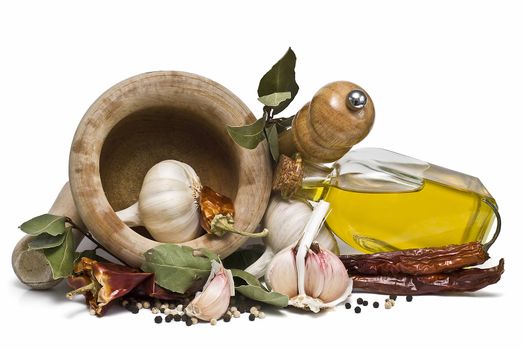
294, 161, 334, 201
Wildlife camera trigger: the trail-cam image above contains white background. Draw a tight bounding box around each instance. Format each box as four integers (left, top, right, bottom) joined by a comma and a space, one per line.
1, 0, 521, 349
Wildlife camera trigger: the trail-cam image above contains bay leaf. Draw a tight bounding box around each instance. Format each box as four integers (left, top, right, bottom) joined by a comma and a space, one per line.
258, 91, 292, 107
223, 244, 265, 270
20, 214, 66, 236
43, 227, 75, 279
27, 233, 66, 251
226, 115, 267, 149
257, 47, 299, 115
141, 244, 213, 294
266, 124, 279, 161
231, 269, 288, 307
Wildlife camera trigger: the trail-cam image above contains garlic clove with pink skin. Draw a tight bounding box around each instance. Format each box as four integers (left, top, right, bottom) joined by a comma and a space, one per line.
305, 242, 350, 303
185, 260, 235, 322
265, 247, 299, 298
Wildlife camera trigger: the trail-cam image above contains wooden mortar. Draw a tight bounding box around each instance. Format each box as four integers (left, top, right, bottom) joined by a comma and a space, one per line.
69, 71, 272, 267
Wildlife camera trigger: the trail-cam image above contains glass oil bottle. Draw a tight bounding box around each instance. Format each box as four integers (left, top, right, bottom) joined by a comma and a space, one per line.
273, 148, 499, 253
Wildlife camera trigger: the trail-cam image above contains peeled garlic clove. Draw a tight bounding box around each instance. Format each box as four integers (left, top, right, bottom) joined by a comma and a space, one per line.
185, 260, 234, 322
265, 247, 298, 298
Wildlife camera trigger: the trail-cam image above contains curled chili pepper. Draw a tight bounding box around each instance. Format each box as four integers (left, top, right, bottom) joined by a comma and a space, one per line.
66, 257, 152, 316
199, 186, 268, 238
352, 259, 504, 295
340, 242, 490, 276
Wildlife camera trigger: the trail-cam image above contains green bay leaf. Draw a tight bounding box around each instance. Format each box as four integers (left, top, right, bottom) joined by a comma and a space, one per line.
141, 244, 213, 294
226, 115, 267, 149
257, 47, 299, 115
258, 92, 292, 107
28, 233, 66, 251
231, 269, 288, 307
266, 124, 279, 161
20, 214, 66, 236
231, 268, 262, 287
235, 285, 289, 308
43, 227, 75, 279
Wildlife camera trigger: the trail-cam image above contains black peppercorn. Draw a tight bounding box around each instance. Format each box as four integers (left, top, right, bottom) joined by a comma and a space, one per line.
249, 314, 256, 321
389, 295, 397, 300
173, 314, 181, 322
185, 319, 192, 326
362, 300, 368, 306
373, 301, 379, 308
223, 314, 231, 322
181, 314, 188, 322
154, 316, 162, 324
345, 302, 351, 309
126, 304, 139, 314
356, 297, 363, 305
165, 314, 173, 323
355, 306, 361, 313
406, 295, 413, 302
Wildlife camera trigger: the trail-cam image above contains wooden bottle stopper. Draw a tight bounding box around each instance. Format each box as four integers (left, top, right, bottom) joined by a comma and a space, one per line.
279, 81, 375, 163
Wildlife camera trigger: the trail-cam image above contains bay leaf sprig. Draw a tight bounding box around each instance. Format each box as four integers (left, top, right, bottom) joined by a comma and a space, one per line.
20, 215, 75, 278
227, 47, 299, 161
19, 214, 125, 279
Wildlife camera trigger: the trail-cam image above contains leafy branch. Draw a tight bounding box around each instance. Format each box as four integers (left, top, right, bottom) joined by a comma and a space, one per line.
227, 47, 299, 161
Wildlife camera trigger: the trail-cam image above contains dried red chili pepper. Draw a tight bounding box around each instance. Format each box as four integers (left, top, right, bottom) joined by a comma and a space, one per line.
130, 275, 192, 303
340, 242, 489, 276
66, 257, 152, 316
352, 259, 504, 295
199, 186, 268, 237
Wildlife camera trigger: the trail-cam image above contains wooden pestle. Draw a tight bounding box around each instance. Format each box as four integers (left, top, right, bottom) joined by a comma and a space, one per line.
279, 81, 375, 163
12, 183, 84, 289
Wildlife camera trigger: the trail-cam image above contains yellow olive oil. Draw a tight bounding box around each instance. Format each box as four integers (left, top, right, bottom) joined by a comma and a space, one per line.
315, 180, 496, 253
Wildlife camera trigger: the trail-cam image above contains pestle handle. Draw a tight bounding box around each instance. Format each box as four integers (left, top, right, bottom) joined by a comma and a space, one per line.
278, 81, 375, 163
12, 183, 84, 289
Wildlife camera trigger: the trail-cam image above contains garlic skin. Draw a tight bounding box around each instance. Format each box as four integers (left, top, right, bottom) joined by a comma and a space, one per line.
116, 160, 202, 243
265, 247, 298, 298
304, 243, 350, 303
185, 260, 235, 321
245, 195, 339, 278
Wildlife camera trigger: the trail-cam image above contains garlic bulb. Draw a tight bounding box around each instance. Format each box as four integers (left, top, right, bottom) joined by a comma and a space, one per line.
245, 194, 338, 278
185, 260, 235, 321
265, 200, 352, 313
116, 160, 202, 243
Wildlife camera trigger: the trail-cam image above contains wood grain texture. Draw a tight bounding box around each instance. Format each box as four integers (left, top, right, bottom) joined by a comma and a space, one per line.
279, 81, 375, 163
69, 71, 272, 267
12, 183, 83, 289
